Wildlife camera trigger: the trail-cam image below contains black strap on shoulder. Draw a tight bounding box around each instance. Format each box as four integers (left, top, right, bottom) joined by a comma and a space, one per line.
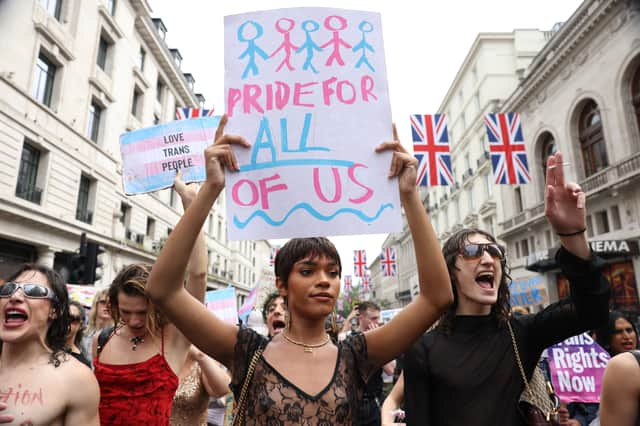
96, 326, 115, 356
632, 350, 640, 368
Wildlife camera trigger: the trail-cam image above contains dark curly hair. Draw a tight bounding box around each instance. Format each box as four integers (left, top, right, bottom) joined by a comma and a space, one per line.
275, 237, 342, 288
437, 228, 512, 335
1, 263, 70, 367
261, 291, 283, 323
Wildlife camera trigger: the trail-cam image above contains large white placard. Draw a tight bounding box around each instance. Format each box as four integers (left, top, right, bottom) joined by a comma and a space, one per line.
224, 7, 401, 240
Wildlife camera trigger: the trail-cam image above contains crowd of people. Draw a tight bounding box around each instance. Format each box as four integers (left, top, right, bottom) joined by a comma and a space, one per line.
0, 116, 638, 425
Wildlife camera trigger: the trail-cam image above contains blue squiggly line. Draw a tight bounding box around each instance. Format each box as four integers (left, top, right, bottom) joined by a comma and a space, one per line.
233, 203, 394, 228
240, 159, 354, 172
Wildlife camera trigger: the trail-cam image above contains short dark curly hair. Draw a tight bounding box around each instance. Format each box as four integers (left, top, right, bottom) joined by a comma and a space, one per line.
261, 292, 283, 322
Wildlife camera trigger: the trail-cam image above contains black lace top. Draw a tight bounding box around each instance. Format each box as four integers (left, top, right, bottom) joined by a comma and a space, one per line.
230, 327, 376, 425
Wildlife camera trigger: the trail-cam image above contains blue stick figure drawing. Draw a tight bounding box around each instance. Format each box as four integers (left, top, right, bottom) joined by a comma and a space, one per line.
352, 21, 375, 72
296, 20, 323, 74
238, 20, 268, 79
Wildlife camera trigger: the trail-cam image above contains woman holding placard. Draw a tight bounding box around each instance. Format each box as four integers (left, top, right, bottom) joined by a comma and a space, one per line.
146, 114, 453, 425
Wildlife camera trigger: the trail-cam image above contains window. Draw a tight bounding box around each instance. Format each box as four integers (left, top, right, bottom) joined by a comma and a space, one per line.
474, 93, 481, 113
40, 0, 62, 21
146, 217, 155, 237
153, 114, 160, 125
520, 239, 530, 257
539, 132, 557, 180
96, 36, 110, 71
138, 47, 146, 71
76, 175, 93, 224
632, 66, 640, 135
87, 100, 103, 143
33, 54, 57, 107
106, 0, 116, 16
120, 203, 131, 227
578, 100, 608, 177
131, 86, 143, 118
544, 230, 552, 248
595, 210, 610, 234
16, 143, 43, 204
208, 214, 214, 235
586, 215, 594, 237
610, 205, 621, 230
485, 173, 493, 197
468, 188, 474, 210
169, 187, 176, 207
514, 187, 523, 213
217, 220, 222, 241
156, 79, 164, 103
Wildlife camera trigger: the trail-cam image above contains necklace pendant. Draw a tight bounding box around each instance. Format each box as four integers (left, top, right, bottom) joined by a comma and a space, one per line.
304, 346, 313, 353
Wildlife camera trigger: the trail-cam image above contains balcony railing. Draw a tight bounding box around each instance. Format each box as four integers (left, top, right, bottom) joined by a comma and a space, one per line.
15, 184, 42, 204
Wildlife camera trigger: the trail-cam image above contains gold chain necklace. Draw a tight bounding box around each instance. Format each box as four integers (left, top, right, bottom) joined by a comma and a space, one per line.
282, 332, 330, 353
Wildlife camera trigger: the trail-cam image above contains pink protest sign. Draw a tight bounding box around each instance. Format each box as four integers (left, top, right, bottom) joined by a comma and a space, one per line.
224, 8, 401, 240
547, 333, 610, 403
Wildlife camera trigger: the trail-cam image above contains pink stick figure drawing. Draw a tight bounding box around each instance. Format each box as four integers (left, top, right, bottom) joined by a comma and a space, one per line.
270, 18, 298, 72
320, 15, 352, 67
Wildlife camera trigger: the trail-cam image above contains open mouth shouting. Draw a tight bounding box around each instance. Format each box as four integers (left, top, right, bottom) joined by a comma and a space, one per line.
4, 307, 28, 328
475, 272, 495, 290
271, 319, 286, 335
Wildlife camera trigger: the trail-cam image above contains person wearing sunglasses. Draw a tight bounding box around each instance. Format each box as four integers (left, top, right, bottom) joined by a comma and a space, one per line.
0, 263, 99, 425
400, 152, 611, 426
65, 300, 91, 368
81, 288, 113, 364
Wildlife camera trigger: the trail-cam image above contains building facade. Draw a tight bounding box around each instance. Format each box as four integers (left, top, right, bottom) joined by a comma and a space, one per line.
0, 0, 270, 306
499, 0, 640, 318
372, 30, 551, 303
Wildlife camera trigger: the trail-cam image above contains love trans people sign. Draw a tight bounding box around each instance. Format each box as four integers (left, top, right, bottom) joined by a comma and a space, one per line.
224, 8, 401, 240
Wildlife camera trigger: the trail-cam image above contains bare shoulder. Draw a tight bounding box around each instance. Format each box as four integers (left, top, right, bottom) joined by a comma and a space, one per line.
605, 352, 640, 389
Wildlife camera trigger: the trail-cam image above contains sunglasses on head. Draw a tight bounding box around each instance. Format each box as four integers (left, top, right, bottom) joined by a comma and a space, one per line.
459, 243, 505, 260
0, 282, 58, 300
70, 314, 83, 323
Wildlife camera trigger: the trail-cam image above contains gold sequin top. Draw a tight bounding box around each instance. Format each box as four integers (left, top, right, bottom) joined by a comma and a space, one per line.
170, 362, 209, 426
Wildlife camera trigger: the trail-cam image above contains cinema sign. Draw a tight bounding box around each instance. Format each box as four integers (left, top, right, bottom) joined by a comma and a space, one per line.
589, 240, 639, 255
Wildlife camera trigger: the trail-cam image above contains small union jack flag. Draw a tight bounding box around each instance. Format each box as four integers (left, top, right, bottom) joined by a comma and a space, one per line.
269, 246, 280, 266
343, 275, 352, 292
484, 113, 531, 185
353, 250, 367, 277
176, 107, 215, 120
361, 275, 371, 293
410, 114, 454, 186
380, 247, 397, 277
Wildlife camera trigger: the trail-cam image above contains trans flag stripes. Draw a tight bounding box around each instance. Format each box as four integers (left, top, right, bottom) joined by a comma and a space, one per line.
176, 108, 215, 120
484, 113, 531, 185
353, 250, 367, 277
410, 114, 454, 186
380, 247, 397, 277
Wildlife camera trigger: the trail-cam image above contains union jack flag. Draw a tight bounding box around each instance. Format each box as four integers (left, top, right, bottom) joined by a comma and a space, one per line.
380, 247, 397, 277
269, 246, 280, 266
176, 107, 215, 120
361, 275, 371, 293
410, 114, 454, 186
353, 250, 367, 277
484, 113, 531, 185
343, 275, 352, 292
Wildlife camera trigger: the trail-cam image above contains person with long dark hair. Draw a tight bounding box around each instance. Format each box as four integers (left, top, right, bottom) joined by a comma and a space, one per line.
401, 152, 611, 426
146, 115, 453, 425
0, 263, 99, 424
65, 300, 91, 368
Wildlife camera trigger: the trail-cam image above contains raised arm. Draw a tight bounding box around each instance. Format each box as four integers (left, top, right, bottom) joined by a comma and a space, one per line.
365, 124, 453, 366
381, 371, 405, 426
190, 345, 232, 398
146, 115, 251, 367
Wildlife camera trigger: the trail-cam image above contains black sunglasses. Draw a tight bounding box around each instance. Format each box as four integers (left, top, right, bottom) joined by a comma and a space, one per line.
459, 243, 505, 260
0, 282, 58, 300
70, 314, 83, 323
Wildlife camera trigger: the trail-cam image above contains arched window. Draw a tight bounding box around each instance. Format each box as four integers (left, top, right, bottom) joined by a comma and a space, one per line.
632, 66, 640, 135
579, 100, 608, 177
540, 132, 557, 180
